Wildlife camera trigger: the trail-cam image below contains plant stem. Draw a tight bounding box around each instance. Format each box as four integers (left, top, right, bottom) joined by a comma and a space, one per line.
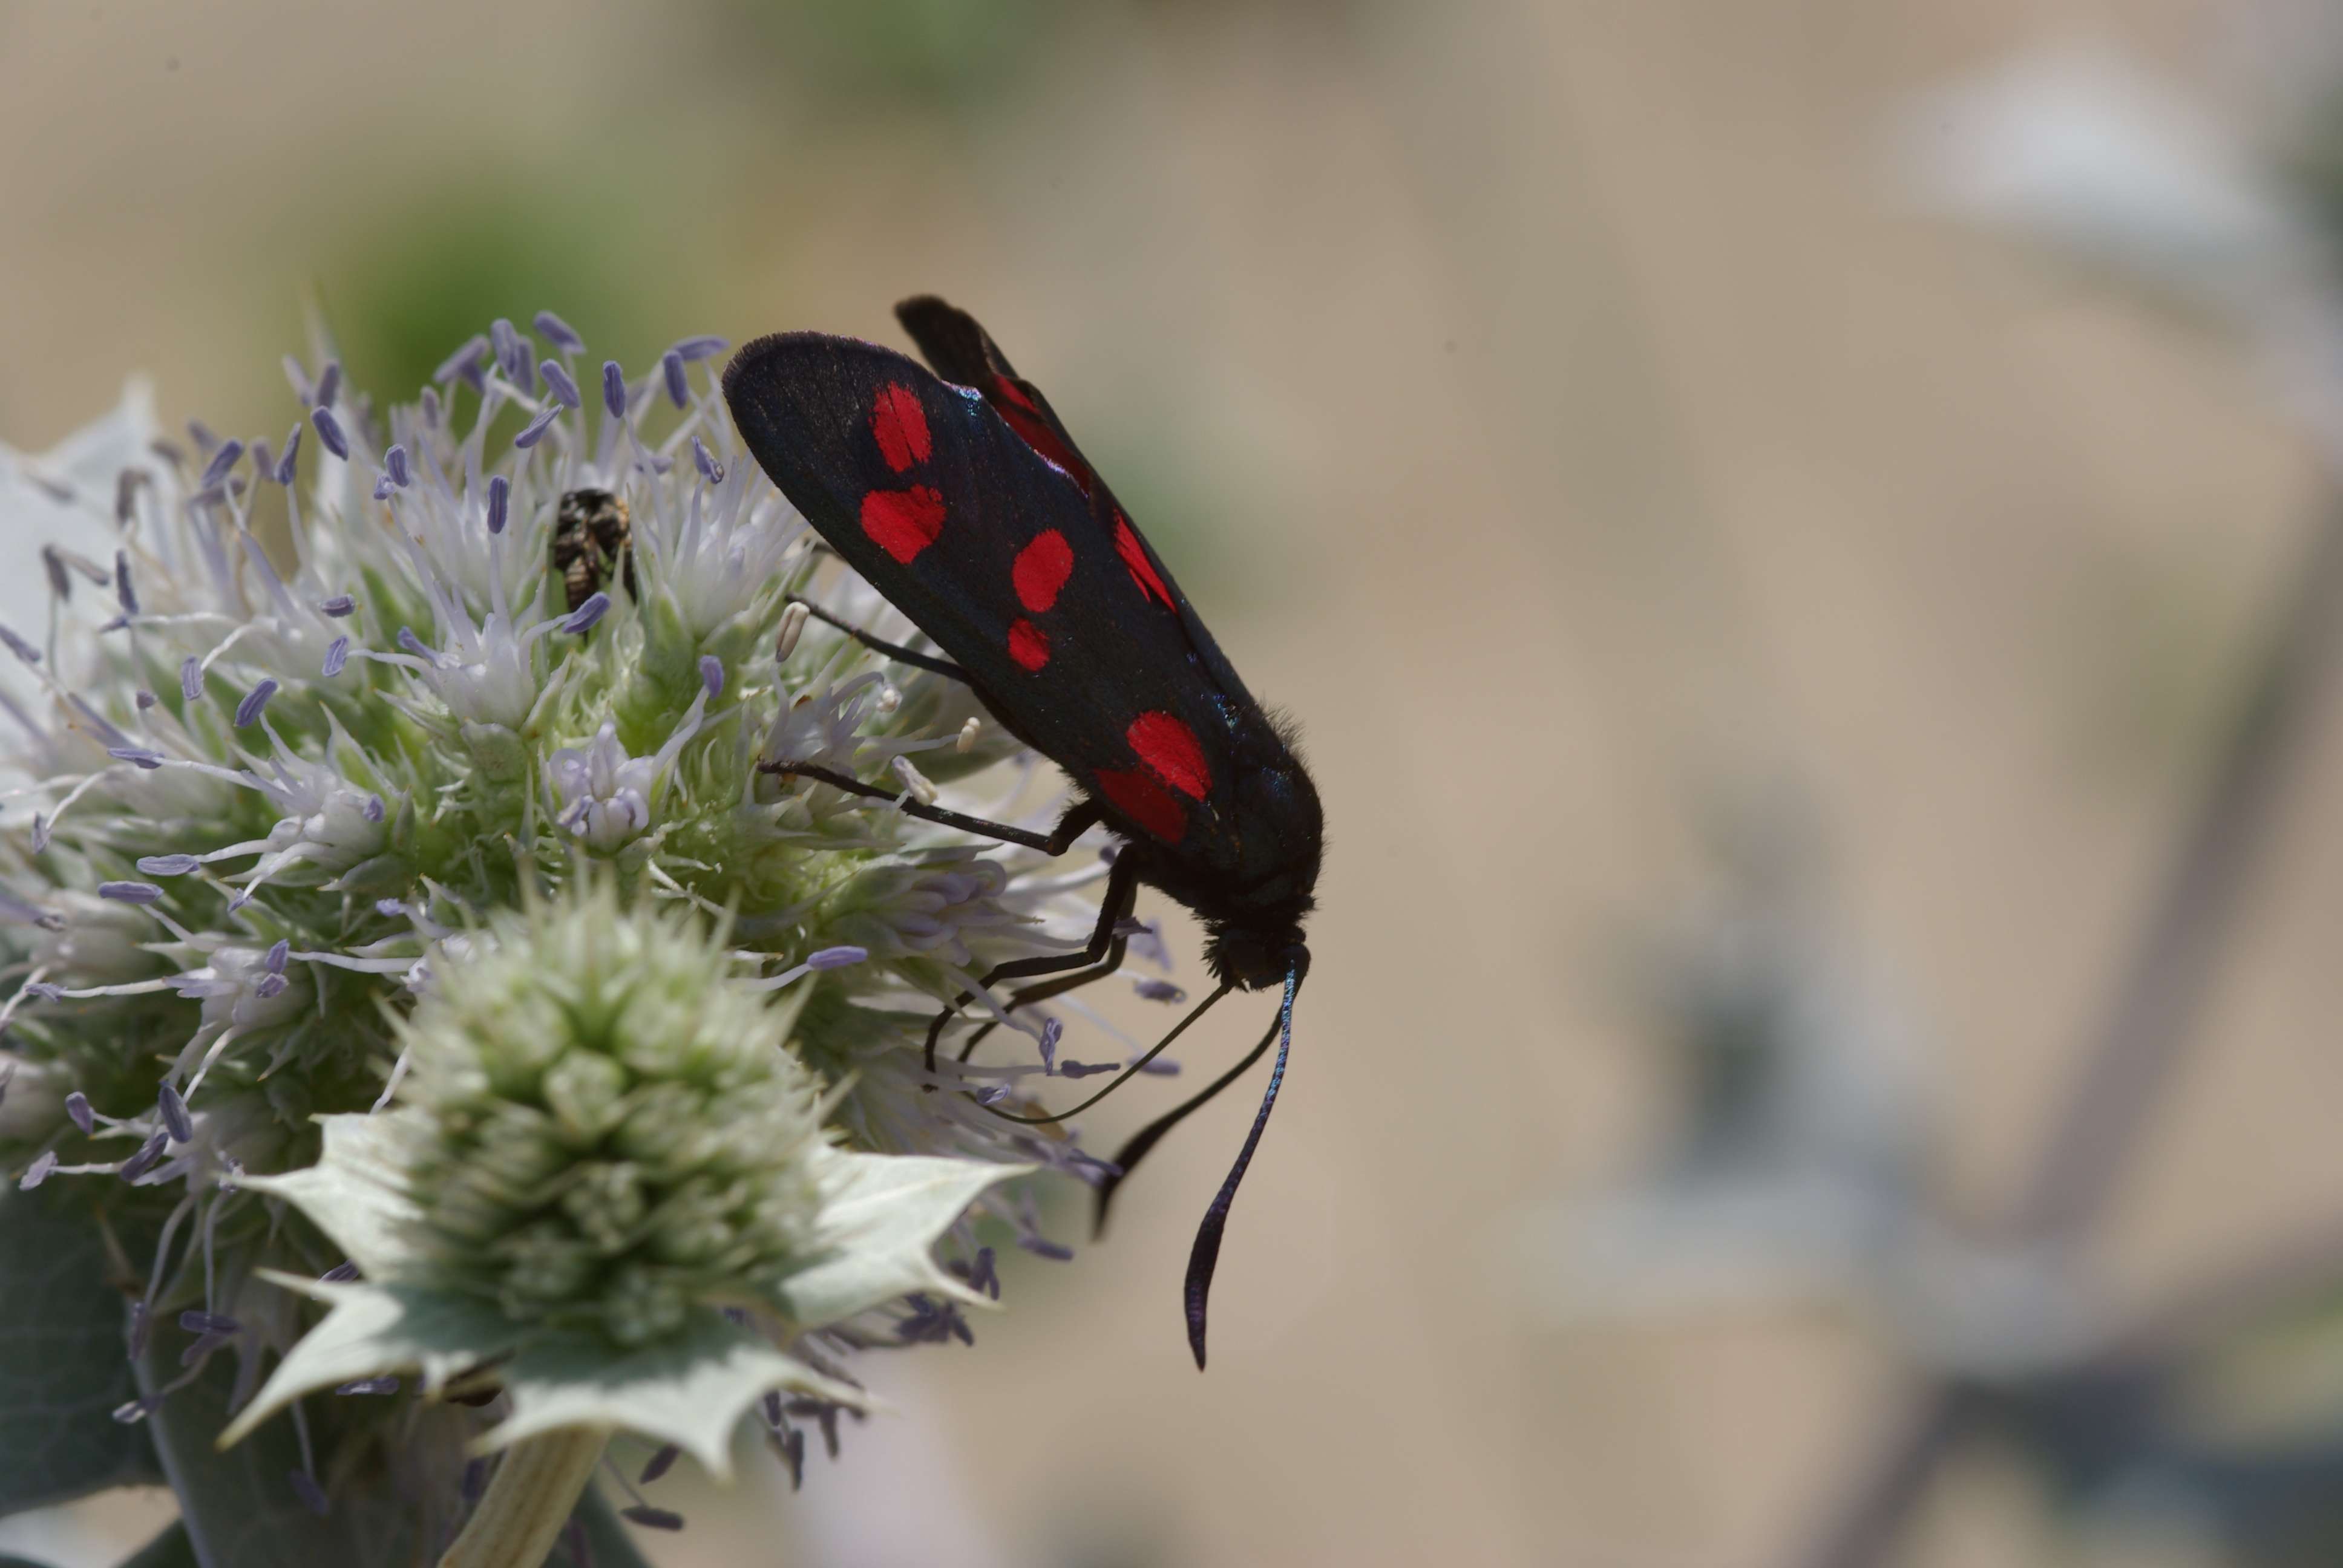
1778, 493, 2343, 1568
439, 1428, 608, 1568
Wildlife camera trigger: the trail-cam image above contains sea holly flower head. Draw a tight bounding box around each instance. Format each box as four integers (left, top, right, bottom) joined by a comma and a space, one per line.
0, 309, 1145, 1532
225, 880, 1020, 1468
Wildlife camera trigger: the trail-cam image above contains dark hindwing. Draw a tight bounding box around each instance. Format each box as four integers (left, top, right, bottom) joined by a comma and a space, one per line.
723, 332, 1261, 866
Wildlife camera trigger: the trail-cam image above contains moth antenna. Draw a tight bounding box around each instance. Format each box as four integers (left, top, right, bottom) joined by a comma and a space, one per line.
983, 981, 1233, 1126
1185, 961, 1303, 1370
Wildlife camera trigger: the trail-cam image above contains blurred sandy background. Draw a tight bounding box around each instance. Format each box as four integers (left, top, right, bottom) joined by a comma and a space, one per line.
7, 1, 2343, 1564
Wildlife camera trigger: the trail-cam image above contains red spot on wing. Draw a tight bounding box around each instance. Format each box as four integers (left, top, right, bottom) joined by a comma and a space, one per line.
1095, 766, 1186, 843
1006, 617, 1050, 671
1012, 530, 1074, 613
1114, 515, 1175, 610
989, 376, 1092, 493
870, 383, 932, 472
1127, 711, 1211, 799
860, 486, 945, 563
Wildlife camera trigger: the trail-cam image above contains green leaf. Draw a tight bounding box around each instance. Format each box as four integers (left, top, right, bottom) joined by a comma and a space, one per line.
234, 1115, 421, 1278
0, 1190, 161, 1515
115, 1521, 197, 1568
217, 1277, 522, 1449
139, 1331, 438, 1568
487, 1307, 856, 1477
769, 1149, 1026, 1327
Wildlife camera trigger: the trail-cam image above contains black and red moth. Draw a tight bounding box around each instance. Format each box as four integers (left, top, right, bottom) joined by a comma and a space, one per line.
723, 296, 1322, 1368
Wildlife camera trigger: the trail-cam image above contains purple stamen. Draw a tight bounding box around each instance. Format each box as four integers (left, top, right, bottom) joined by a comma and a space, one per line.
266, 938, 289, 973
64, 1091, 93, 1134
1017, 1235, 1075, 1261
384, 445, 410, 488
1038, 1016, 1061, 1074
692, 436, 723, 485
313, 362, 341, 410
114, 470, 143, 525
699, 655, 724, 697
1133, 978, 1187, 1004
250, 440, 274, 485
138, 854, 200, 876
198, 440, 244, 488
159, 1083, 192, 1142
318, 594, 356, 618
322, 636, 350, 678
620, 1505, 684, 1532
114, 552, 139, 616
534, 310, 583, 353
560, 592, 611, 635
433, 335, 490, 385
234, 679, 278, 728
773, 1427, 806, 1491
491, 318, 535, 388
254, 973, 289, 1000
661, 350, 689, 408
513, 405, 561, 449
363, 793, 385, 823
0, 623, 40, 665
108, 746, 165, 770
30, 814, 48, 853
396, 626, 431, 658
486, 473, 510, 534
640, 1445, 681, 1485
136, 690, 157, 710
310, 405, 349, 460
806, 945, 868, 971
321, 1261, 361, 1283
117, 1130, 168, 1181
372, 475, 394, 502
601, 361, 627, 419
24, 981, 63, 1002
42, 546, 71, 602
375, 898, 404, 917
287, 1469, 329, 1517
956, 1246, 1001, 1300
20, 1150, 57, 1190
1057, 1060, 1110, 1079
179, 1308, 239, 1335
180, 656, 203, 702
419, 386, 441, 428
99, 881, 164, 906
540, 359, 580, 409
335, 1376, 399, 1396
670, 334, 727, 362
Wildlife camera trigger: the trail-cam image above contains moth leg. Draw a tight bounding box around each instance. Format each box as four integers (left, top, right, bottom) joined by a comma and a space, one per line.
1091, 1010, 1280, 1238
923, 851, 1138, 1076
952, 935, 1140, 1063
761, 764, 1101, 857
785, 595, 969, 684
